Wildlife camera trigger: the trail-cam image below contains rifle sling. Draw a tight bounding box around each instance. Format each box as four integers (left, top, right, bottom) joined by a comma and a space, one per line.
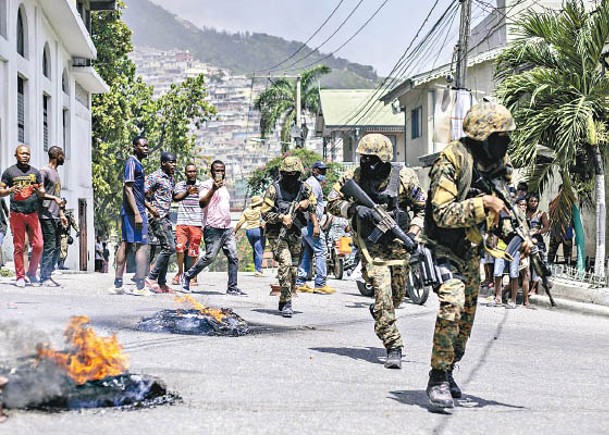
357, 219, 407, 267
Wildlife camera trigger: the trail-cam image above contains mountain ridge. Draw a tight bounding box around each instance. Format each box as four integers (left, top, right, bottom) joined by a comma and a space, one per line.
122, 0, 380, 89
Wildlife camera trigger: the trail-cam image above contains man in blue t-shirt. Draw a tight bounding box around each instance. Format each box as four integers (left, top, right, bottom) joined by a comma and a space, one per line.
109, 136, 151, 296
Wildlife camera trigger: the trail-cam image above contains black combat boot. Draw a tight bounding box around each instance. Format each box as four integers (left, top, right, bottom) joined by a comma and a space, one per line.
426, 369, 455, 409
384, 348, 402, 369
447, 365, 462, 398
281, 301, 293, 318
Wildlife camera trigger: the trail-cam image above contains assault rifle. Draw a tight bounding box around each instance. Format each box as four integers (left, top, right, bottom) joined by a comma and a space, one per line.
340, 178, 416, 253
274, 201, 304, 255
473, 169, 556, 306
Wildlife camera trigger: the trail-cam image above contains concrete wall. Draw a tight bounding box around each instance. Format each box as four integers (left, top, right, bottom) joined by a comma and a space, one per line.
0, 0, 95, 271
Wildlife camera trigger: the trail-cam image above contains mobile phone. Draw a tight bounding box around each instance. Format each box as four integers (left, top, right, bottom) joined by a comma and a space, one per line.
214, 173, 223, 182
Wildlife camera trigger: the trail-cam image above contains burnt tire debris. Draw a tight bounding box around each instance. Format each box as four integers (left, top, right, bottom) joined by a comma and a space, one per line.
136, 309, 250, 336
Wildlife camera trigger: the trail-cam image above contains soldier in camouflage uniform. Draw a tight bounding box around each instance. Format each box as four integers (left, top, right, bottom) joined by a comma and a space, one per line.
327, 133, 426, 369
58, 202, 79, 270
424, 102, 531, 408
261, 156, 318, 318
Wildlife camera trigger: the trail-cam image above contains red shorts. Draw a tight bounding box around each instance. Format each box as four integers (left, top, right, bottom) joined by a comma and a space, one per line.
175, 225, 202, 257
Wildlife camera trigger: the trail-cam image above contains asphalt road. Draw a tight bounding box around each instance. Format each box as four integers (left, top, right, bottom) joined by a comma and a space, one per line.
1, 271, 608, 434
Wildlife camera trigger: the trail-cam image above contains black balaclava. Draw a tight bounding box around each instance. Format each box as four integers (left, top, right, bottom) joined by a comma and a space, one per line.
281, 172, 300, 190
360, 155, 391, 180
470, 132, 511, 165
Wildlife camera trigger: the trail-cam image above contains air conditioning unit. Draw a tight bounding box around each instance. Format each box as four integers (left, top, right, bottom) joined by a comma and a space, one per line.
72, 57, 91, 68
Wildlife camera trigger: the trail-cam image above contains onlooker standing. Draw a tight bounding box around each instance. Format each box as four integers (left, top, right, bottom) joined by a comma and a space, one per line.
58, 199, 79, 270
172, 164, 203, 287
526, 193, 549, 294
38, 146, 68, 286
234, 195, 266, 276
0, 145, 46, 287
548, 186, 574, 266
295, 160, 335, 294
109, 136, 151, 296
95, 236, 104, 272
179, 160, 245, 296
0, 198, 8, 267
145, 152, 177, 293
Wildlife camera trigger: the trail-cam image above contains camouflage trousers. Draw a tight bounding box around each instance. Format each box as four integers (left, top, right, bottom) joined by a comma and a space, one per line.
268, 232, 302, 304
364, 244, 408, 350
430, 253, 480, 371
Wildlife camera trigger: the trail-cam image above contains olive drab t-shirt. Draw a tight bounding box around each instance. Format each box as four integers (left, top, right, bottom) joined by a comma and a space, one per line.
1, 164, 42, 214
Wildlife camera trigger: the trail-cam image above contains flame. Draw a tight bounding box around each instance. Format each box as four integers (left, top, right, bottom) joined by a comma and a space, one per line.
174, 295, 227, 323
37, 316, 129, 385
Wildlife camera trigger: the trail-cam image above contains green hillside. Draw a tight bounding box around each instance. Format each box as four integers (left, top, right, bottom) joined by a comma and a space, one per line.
122, 0, 379, 89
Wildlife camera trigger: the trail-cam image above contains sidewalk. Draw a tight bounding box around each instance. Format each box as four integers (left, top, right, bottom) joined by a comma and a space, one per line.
531, 277, 609, 318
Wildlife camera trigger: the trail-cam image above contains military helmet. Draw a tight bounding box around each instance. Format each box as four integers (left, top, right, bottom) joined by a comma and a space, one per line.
279, 156, 305, 173
463, 102, 516, 141
356, 134, 393, 163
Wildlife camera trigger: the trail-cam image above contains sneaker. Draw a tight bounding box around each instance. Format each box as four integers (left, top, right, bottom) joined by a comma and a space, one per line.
158, 284, 174, 294
26, 273, 40, 287
40, 277, 61, 287
15, 278, 26, 288
171, 273, 181, 285
108, 286, 124, 295
314, 285, 336, 295
254, 271, 264, 277
506, 300, 517, 309
296, 284, 314, 293
131, 287, 153, 297
145, 278, 161, 293
177, 274, 191, 293
487, 298, 502, 308
227, 288, 247, 296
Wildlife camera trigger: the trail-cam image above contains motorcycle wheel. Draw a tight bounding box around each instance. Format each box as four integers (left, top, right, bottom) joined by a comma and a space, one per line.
357, 280, 374, 297
407, 263, 430, 305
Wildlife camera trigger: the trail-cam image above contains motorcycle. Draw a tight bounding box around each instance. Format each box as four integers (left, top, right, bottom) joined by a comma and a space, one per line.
350, 244, 431, 305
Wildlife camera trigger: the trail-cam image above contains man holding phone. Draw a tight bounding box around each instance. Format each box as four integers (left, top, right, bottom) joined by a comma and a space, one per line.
179, 160, 245, 296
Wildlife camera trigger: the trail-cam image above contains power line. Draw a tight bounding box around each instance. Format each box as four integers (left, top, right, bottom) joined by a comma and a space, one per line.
259, 0, 347, 73
286, 0, 393, 73
276, 0, 367, 72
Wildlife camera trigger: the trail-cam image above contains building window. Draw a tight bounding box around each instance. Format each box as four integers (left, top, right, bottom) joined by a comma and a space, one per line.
16, 6, 26, 57
62, 69, 69, 94
411, 106, 422, 139
43, 95, 50, 151
43, 43, 51, 78
17, 76, 25, 142
0, 0, 7, 39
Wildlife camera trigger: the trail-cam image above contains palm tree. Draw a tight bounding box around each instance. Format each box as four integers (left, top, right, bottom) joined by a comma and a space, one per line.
254, 64, 331, 152
495, 0, 609, 276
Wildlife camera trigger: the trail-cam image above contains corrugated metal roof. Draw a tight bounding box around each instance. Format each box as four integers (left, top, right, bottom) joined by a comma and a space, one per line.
319, 89, 404, 128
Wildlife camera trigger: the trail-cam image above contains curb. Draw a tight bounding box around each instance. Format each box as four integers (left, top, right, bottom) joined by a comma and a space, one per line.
531, 294, 609, 318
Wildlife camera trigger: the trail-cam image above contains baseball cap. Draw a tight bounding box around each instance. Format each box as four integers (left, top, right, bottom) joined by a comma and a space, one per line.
160, 151, 177, 163
312, 160, 327, 170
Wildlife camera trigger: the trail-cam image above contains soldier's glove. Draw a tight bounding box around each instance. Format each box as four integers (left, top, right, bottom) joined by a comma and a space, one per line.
404, 232, 417, 254
355, 205, 376, 222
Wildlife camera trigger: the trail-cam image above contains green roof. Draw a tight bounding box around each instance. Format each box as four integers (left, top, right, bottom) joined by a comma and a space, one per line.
319, 89, 403, 128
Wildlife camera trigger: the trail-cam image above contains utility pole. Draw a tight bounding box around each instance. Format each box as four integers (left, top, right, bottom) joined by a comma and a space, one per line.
295, 75, 302, 131
454, 0, 472, 89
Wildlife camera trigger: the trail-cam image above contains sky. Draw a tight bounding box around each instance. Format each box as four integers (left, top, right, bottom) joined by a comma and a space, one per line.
147, 0, 479, 77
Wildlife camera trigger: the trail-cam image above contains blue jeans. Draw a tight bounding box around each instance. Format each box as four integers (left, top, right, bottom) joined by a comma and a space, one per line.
148, 216, 176, 285
246, 227, 265, 273
186, 226, 239, 290
296, 223, 327, 287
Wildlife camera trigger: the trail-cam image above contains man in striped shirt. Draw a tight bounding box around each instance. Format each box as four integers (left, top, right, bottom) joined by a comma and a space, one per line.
172, 163, 203, 287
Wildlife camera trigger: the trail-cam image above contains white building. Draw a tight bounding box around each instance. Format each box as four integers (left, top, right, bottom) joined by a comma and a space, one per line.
0, 0, 112, 271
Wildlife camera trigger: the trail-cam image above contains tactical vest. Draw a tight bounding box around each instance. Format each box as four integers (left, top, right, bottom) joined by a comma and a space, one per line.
358, 163, 410, 246
266, 181, 307, 234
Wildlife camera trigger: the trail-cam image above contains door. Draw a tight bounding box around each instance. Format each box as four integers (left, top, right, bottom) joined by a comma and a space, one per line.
78, 199, 87, 271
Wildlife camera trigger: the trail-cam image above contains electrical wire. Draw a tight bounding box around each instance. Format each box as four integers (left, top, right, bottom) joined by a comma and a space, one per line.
259, 0, 347, 73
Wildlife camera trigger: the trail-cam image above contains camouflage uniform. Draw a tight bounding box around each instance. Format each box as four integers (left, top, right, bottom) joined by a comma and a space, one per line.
59, 209, 79, 264
327, 134, 426, 350
261, 157, 317, 307
426, 102, 515, 372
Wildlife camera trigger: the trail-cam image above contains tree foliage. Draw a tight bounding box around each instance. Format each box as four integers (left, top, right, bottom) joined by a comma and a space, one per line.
246, 148, 343, 198
495, 0, 609, 273
254, 65, 331, 149
91, 1, 215, 236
